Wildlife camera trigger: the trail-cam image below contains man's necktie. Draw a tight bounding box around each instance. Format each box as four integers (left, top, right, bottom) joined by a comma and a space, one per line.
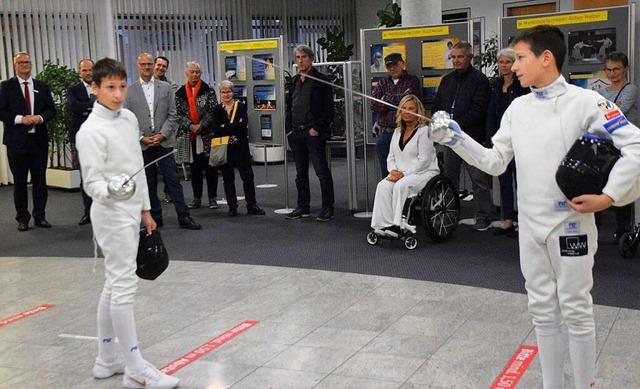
23, 82, 31, 114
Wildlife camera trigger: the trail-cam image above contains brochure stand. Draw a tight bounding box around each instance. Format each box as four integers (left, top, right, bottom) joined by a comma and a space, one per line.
255, 143, 277, 188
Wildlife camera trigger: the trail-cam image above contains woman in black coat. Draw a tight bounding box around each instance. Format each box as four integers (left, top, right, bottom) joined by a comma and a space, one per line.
212, 80, 265, 216
487, 48, 530, 236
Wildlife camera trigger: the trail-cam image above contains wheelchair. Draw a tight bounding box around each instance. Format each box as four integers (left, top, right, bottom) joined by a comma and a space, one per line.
366, 174, 460, 250
618, 223, 640, 259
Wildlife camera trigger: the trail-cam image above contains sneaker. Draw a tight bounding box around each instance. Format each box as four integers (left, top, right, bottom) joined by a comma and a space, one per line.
247, 205, 266, 215
316, 207, 334, 222
285, 207, 310, 219
384, 225, 402, 238
208, 198, 219, 209
188, 198, 201, 209
123, 361, 179, 389
474, 217, 491, 232
92, 354, 126, 379
163, 193, 172, 203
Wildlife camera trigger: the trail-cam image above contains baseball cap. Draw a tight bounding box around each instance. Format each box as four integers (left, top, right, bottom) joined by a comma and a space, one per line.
384, 53, 403, 65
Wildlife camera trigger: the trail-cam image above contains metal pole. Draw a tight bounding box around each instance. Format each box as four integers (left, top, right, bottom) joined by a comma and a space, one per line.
256, 143, 277, 188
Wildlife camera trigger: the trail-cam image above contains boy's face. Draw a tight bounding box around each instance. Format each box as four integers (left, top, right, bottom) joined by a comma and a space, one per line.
512, 41, 549, 88
91, 76, 127, 111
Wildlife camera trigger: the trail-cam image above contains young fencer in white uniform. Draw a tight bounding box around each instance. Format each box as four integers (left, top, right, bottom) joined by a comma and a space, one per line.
429, 25, 640, 388
76, 58, 179, 389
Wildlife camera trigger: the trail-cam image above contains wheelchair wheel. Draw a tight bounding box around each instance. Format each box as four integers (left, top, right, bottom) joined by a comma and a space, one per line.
366, 231, 379, 245
420, 175, 460, 242
618, 232, 638, 259
404, 236, 418, 250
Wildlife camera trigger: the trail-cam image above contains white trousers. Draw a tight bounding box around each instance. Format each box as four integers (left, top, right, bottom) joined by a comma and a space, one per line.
371, 172, 437, 229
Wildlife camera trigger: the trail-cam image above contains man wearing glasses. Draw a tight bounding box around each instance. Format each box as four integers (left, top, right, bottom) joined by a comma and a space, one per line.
371, 53, 421, 177
0, 52, 56, 231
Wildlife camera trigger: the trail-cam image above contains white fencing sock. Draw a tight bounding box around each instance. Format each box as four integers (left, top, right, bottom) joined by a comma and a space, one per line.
97, 292, 118, 362
111, 303, 146, 373
569, 330, 596, 389
536, 323, 566, 389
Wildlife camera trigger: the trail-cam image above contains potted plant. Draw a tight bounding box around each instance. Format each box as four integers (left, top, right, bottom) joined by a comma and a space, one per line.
375, 3, 402, 28
317, 26, 354, 139
35, 61, 80, 188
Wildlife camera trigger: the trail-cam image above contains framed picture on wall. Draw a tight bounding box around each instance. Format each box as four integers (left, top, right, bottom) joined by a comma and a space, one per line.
421, 37, 460, 69
225, 56, 246, 81
422, 75, 443, 115
568, 28, 616, 65
252, 54, 276, 80
233, 85, 247, 105
253, 85, 276, 110
569, 71, 610, 94
370, 43, 408, 72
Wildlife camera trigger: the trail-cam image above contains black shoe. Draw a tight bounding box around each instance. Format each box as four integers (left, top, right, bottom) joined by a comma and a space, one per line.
35, 219, 52, 228
154, 217, 164, 227
493, 225, 515, 236
179, 216, 201, 230
247, 205, 266, 215
188, 198, 201, 209
17, 222, 28, 232
285, 208, 310, 219
384, 225, 401, 238
208, 198, 219, 209
228, 208, 238, 217
78, 213, 91, 225
164, 193, 173, 203
316, 208, 334, 222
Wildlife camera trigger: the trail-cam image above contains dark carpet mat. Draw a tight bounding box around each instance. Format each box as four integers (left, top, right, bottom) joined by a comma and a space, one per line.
1, 152, 639, 310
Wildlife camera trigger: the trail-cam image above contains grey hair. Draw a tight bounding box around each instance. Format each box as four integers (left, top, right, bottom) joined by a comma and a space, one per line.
497, 48, 515, 62
219, 79, 234, 91
186, 61, 201, 70
453, 41, 472, 55
294, 44, 314, 60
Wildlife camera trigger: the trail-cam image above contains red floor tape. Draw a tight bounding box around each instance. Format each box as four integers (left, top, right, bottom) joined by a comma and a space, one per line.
0, 304, 54, 328
161, 320, 258, 375
491, 345, 538, 389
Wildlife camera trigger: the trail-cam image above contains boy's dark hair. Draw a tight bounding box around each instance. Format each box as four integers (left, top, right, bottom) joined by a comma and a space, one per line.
154, 56, 169, 66
92, 58, 127, 86
513, 25, 566, 71
605, 51, 629, 68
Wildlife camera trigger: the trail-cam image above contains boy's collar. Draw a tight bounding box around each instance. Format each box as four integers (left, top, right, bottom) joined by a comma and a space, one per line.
531, 75, 567, 99
93, 101, 123, 118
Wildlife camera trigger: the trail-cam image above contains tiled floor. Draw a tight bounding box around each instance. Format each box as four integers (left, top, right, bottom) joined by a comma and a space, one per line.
1, 256, 639, 388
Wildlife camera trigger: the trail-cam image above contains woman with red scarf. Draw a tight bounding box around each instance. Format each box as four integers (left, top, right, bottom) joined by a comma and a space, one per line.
175, 61, 219, 209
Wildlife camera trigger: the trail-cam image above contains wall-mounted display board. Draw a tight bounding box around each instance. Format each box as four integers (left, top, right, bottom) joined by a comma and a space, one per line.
361, 22, 472, 145
500, 5, 634, 92
216, 37, 285, 148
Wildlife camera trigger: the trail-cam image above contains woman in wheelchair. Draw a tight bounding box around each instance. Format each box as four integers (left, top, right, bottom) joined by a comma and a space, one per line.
371, 95, 440, 238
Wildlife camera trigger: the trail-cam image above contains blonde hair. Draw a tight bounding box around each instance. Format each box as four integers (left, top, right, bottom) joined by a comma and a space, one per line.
395, 94, 427, 128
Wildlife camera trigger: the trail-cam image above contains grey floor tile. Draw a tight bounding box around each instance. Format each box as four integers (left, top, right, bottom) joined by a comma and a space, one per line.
0, 366, 25, 386
361, 331, 443, 359
200, 339, 290, 366
333, 352, 426, 382
322, 308, 401, 332
385, 315, 464, 339
170, 359, 257, 389
0, 370, 88, 389
406, 359, 502, 388
296, 327, 380, 350
234, 321, 317, 345
264, 345, 356, 373
315, 374, 402, 389
370, 278, 440, 299
597, 352, 640, 382
230, 366, 326, 388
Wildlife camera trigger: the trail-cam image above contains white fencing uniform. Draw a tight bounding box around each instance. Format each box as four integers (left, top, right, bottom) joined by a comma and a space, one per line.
77, 102, 151, 372
445, 76, 640, 388
371, 125, 439, 229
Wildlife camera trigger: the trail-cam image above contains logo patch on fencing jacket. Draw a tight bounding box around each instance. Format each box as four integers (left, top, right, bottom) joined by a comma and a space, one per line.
565, 221, 580, 234
559, 235, 588, 257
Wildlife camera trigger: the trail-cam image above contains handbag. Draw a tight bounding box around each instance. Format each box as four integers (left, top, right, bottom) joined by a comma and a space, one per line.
209, 135, 229, 167
136, 228, 169, 280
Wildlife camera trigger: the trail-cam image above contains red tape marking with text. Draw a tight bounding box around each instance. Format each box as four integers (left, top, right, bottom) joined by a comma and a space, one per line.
491, 345, 538, 389
0, 304, 55, 328
161, 320, 258, 375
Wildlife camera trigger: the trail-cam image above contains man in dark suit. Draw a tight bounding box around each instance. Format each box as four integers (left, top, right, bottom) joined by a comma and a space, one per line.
0, 52, 56, 231
67, 58, 95, 225
124, 52, 200, 230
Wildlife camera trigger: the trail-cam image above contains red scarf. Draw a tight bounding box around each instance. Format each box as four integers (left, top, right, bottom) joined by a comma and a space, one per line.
186, 80, 201, 141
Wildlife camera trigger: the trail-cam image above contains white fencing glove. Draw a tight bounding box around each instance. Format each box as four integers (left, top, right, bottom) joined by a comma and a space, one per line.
428, 111, 463, 146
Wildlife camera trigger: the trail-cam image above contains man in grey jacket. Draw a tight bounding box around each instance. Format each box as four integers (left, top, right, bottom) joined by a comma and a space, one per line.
124, 52, 200, 229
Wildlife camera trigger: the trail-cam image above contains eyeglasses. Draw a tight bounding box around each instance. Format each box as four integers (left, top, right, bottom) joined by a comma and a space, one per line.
138, 63, 153, 67
604, 67, 624, 73
16, 61, 31, 65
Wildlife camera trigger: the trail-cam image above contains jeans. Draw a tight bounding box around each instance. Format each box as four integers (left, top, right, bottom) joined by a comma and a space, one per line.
376, 130, 393, 177
442, 146, 493, 219
287, 130, 334, 210
143, 145, 189, 221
